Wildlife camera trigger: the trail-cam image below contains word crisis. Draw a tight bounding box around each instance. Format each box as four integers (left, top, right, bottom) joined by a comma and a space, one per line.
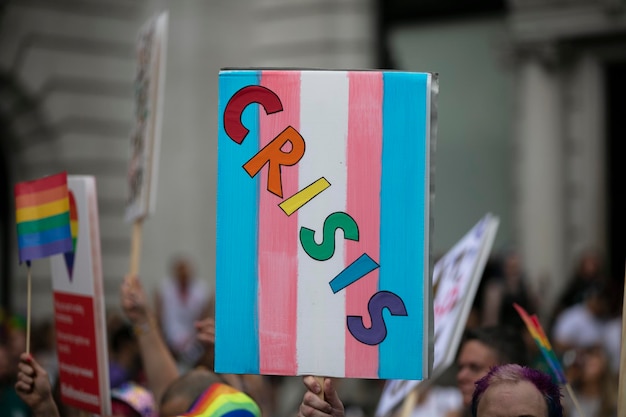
223, 85, 407, 345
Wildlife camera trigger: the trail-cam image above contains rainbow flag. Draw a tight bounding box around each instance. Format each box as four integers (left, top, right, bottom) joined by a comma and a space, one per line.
15, 172, 73, 263
179, 383, 260, 417
217, 70, 434, 379
513, 303, 567, 384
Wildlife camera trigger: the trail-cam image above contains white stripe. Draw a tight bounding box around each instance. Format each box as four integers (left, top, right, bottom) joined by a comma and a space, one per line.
297, 71, 349, 377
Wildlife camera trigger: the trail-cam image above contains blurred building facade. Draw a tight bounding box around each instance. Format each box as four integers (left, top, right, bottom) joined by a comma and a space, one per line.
0, 0, 623, 323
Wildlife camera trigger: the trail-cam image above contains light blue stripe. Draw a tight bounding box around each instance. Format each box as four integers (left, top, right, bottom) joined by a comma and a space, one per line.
379, 72, 429, 379
216, 70, 260, 374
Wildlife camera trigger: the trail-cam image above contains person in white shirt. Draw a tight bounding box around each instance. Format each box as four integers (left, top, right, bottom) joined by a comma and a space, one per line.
552, 283, 608, 353
155, 256, 211, 370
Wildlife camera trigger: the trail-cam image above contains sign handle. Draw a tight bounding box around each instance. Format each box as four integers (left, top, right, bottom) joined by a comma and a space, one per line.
26, 263, 32, 354
565, 382, 585, 417
617, 261, 626, 417
315, 376, 325, 400
399, 388, 418, 417
129, 220, 143, 276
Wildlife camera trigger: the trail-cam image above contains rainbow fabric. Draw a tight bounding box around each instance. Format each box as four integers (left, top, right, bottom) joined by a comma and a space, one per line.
513, 303, 567, 384
180, 383, 261, 417
15, 172, 73, 263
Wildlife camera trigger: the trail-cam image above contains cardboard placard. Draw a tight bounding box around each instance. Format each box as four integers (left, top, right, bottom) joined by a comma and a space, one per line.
126, 11, 168, 222
50, 176, 111, 415
216, 69, 437, 379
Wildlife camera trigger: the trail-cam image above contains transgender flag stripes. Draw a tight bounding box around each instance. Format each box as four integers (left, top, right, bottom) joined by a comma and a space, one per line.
216, 69, 434, 380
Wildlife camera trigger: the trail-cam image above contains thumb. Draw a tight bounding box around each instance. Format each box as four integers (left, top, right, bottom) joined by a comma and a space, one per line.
324, 379, 343, 410
27, 355, 46, 375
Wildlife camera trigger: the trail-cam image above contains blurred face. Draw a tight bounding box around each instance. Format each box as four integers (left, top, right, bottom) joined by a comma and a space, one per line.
457, 341, 499, 407
476, 380, 547, 417
174, 260, 192, 285
581, 257, 599, 278
581, 347, 607, 382
504, 253, 522, 280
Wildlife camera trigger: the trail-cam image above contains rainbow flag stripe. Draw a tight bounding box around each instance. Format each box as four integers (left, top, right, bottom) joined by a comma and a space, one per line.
15, 172, 73, 262
180, 383, 261, 417
513, 303, 567, 384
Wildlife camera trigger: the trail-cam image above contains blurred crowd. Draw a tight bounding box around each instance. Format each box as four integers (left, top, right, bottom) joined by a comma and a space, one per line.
0, 248, 622, 417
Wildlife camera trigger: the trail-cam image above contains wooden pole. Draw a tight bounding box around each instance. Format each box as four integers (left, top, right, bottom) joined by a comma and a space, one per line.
565, 383, 586, 417
26, 264, 32, 354
315, 376, 325, 401
129, 220, 143, 276
398, 388, 419, 417
617, 262, 626, 417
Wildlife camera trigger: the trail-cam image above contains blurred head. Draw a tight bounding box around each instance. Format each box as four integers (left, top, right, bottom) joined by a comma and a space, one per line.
575, 249, 602, 280
471, 364, 562, 417
573, 345, 611, 384
171, 256, 194, 286
110, 381, 157, 417
109, 323, 142, 387
502, 250, 522, 279
179, 380, 261, 417
583, 283, 608, 318
159, 368, 223, 417
456, 326, 528, 407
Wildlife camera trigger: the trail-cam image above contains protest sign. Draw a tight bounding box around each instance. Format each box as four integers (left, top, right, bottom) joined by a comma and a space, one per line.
375, 214, 499, 417
216, 69, 437, 379
50, 176, 111, 416
126, 11, 168, 223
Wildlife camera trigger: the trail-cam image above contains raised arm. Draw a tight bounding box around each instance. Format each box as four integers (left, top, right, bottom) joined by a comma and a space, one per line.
120, 274, 180, 405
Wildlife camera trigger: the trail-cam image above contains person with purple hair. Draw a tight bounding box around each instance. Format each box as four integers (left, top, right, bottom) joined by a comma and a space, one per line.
471, 364, 563, 417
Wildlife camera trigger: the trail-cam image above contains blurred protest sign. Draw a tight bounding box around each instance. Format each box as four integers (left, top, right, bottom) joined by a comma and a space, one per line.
375, 214, 499, 417
126, 11, 168, 275
216, 69, 437, 379
50, 176, 111, 416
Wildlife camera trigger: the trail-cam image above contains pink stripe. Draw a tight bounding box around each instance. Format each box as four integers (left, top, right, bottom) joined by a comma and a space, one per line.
258, 71, 300, 374
345, 72, 383, 378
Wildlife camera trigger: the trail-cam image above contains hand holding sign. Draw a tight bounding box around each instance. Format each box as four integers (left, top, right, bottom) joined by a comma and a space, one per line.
299, 376, 345, 417
15, 353, 59, 417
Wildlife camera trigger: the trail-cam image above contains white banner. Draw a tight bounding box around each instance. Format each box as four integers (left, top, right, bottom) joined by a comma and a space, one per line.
375, 214, 499, 417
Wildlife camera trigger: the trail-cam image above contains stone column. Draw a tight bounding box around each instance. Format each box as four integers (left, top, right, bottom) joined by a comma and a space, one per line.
514, 49, 566, 316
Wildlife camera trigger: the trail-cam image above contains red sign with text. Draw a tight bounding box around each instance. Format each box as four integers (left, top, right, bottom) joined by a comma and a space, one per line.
53, 291, 101, 414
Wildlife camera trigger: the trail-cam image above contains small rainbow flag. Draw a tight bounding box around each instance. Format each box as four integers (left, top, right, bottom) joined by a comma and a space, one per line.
513, 303, 567, 384
15, 172, 73, 263
179, 383, 261, 417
